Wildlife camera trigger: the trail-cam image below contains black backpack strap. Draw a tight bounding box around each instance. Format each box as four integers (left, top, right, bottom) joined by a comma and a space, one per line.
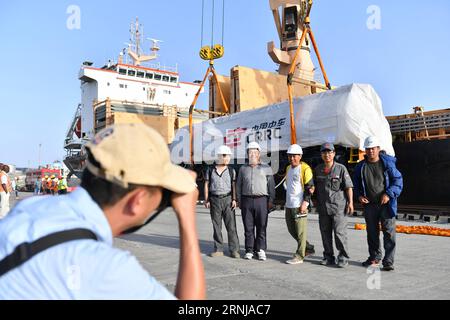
0, 228, 98, 277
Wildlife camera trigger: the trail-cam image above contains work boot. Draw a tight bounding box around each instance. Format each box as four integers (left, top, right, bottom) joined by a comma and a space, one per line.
362, 258, 380, 267
210, 251, 224, 257
230, 251, 241, 259
305, 243, 315, 256
382, 264, 395, 271
320, 258, 336, 266
337, 260, 348, 268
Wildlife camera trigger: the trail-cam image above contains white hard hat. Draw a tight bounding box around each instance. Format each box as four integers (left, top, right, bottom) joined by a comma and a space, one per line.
364, 136, 380, 149
247, 142, 261, 151
216, 145, 232, 156
287, 144, 303, 155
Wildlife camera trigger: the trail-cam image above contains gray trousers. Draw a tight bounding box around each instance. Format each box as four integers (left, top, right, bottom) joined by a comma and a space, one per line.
210, 195, 240, 253
364, 204, 396, 266
318, 209, 349, 262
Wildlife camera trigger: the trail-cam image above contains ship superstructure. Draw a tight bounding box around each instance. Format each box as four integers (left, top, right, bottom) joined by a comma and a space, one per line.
64, 18, 207, 177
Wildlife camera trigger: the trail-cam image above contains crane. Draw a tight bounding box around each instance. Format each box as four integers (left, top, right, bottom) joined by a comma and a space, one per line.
268, 0, 332, 144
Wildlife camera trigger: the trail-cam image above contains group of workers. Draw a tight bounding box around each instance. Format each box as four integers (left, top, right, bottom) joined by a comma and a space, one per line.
205, 136, 403, 272
0, 123, 403, 299
35, 175, 68, 196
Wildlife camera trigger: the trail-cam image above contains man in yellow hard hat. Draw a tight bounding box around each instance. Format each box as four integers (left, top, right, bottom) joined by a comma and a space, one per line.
46, 175, 53, 195
51, 175, 59, 195
57, 175, 68, 195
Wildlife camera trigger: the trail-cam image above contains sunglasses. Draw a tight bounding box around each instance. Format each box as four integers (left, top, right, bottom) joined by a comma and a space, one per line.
146, 188, 172, 222
121, 188, 172, 234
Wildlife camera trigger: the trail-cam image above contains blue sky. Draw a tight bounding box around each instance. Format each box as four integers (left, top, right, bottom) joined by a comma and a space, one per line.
1, 0, 449, 167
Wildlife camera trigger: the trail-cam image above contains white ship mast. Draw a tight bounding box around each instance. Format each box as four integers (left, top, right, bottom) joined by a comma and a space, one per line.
124, 17, 160, 66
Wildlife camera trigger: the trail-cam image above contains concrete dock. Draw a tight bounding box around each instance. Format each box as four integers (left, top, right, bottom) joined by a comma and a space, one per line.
8, 193, 450, 300
116, 206, 450, 300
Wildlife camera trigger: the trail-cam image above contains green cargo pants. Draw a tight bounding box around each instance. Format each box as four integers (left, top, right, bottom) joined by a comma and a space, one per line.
285, 208, 307, 259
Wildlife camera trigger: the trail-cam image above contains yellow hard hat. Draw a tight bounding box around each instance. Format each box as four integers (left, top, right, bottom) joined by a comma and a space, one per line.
50, 175, 55, 179
44, 175, 48, 178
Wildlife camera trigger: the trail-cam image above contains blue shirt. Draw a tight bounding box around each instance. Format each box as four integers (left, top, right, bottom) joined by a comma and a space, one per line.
0, 188, 175, 300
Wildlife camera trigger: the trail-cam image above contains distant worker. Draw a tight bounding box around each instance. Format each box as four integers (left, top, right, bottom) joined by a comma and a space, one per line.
0, 124, 205, 299
34, 176, 42, 195
57, 176, 68, 195
52, 175, 59, 195
0, 163, 3, 210
283, 144, 315, 265
11, 178, 18, 200
42, 175, 48, 194
48, 175, 55, 195
204, 145, 240, 259
15, 177, 20, 199
353, 136, 403, 271
314, 143, 354, 268
236, 142, 275, 261
0, 165, 12, 219
46, 175, 53, 195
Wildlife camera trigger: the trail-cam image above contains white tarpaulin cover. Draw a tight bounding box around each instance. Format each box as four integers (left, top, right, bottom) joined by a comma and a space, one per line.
170, 83, 394, 163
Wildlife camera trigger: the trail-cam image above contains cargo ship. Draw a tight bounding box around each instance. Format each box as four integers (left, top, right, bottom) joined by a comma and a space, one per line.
387, 107, 450, 206
63, 18, 208, 177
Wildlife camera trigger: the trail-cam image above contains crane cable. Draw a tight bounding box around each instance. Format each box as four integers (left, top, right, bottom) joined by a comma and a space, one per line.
221, 0, 225, 47
200, 0, 226, 50
189, 0, 228, 165
200, 0, 204, 48
211, 0, 215, 47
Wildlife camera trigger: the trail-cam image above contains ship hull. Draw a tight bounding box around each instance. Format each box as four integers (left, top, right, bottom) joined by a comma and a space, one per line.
393, 139, 450, 206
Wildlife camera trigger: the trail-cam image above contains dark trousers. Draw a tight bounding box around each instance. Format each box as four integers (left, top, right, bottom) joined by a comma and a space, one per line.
210, 195, 240, 253
318, 210, 349, 262
364, 204, 396, 266
240, 196, 268, 253
58, 189, 68, 195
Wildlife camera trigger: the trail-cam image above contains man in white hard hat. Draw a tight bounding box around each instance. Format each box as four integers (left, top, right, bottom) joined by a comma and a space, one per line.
283, 144, 315, 264
204, 145, 240, 259
236, 142, 275, 261
353, 136, 403, 271
0, 124, 205, 299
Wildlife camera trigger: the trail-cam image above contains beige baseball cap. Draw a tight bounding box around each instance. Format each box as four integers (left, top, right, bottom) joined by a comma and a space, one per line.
84, 123, 197, 193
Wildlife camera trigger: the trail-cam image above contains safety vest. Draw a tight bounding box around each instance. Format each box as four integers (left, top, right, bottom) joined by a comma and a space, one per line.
58, 178, 67, 190
52, 179, 59, 191
0, 171, 12, 193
